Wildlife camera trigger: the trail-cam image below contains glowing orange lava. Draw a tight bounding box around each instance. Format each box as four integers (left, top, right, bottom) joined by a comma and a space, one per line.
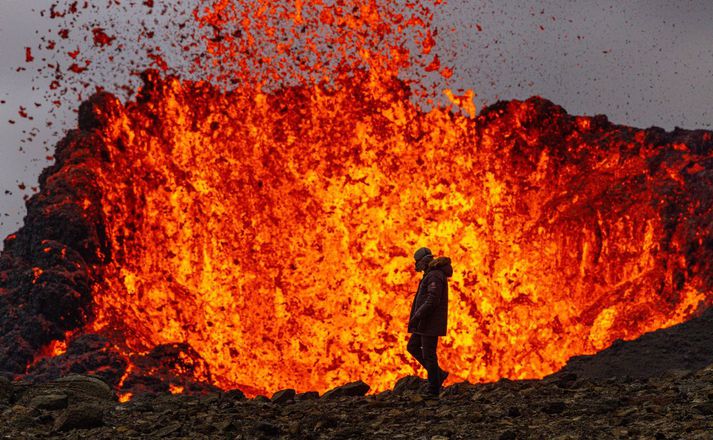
34, 0, 712, 396
82, 70, 709, 395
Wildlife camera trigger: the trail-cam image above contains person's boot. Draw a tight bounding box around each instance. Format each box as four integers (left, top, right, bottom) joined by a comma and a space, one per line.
439, 368, 449, 388
423, 370, 448, 398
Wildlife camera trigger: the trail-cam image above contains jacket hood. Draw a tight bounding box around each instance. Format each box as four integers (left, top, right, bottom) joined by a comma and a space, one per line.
428, 256, 453, 277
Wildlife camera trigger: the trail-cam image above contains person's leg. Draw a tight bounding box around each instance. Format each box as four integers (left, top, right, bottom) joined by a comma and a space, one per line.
420, 335, 440, 395
406, 333, 426, 368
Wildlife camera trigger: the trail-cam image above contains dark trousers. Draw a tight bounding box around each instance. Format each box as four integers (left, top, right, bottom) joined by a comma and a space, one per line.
407, 333, 441, 394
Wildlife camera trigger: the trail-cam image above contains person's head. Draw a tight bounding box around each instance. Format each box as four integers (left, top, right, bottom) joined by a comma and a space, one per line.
413, 247, 433, 272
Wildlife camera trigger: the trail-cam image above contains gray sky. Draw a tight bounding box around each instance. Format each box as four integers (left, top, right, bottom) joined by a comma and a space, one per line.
1, 0, 713, 246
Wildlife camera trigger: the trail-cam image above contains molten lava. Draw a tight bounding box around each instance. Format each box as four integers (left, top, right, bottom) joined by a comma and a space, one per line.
73, 70, 708, 395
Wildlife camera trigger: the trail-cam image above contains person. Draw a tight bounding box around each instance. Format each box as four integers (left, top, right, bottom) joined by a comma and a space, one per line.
407, 247, 453, 396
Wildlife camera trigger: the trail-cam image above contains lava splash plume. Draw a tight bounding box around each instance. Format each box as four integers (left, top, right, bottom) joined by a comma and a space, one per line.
3, 70, 712, 396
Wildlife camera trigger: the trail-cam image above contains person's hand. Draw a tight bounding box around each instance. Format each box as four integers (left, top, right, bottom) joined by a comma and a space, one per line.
408, 317, 420, 329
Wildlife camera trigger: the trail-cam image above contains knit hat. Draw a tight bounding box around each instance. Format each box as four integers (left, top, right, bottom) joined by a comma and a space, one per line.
413, 247, 432, 261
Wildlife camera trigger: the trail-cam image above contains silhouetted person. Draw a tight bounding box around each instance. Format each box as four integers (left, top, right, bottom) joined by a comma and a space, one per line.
407, 247, 453, 396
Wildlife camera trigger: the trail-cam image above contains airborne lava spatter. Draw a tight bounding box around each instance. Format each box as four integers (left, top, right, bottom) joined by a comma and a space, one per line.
34, 0, 450, 114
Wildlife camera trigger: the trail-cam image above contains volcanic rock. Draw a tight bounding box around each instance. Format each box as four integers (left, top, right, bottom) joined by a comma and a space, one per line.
270, 388, 295, 403
26, 334, 128, 387
29, 393, 68, 411
78, 92, 124, 131
17, 374, 114, 413
554, 307, 713, 380
295, 391, 319, 401
53, 402, 105, 431
498, 431, 517, 440
393, 375, 427, 395
222, 388, 246, 400
150, 421, 182, 437
541, 400, 566, 414
254, 420, 281, 436
322, 380, 370, 399
0, 364, 710, 438
2, 404, 39, 430
0, 376, 13, 404
54, 374, 113, 400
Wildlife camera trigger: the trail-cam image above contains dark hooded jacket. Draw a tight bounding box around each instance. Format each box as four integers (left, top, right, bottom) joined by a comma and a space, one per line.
408, 257, 453, 337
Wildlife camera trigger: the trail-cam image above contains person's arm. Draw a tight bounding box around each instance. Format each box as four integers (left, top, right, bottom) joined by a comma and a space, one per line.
412, 278, 442, 322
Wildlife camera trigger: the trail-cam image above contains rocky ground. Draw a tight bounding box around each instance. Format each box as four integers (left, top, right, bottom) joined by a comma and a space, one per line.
4, 307, 713, 439
1, 366, 712, 440
556, 308, 713, 380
